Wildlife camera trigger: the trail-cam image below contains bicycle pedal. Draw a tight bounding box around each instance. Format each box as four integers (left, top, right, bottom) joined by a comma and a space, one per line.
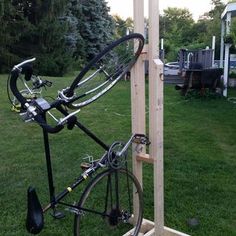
80, 162, 91, 170
51, 210, 65, 219
133, 134, 151, 145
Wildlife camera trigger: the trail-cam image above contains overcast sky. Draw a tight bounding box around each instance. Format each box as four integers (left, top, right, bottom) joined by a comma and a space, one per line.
107, 0, 229, 21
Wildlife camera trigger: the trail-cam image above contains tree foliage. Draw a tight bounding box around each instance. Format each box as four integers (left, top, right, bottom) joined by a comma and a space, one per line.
0, 1, 29, 71
73, 0, 115, 63
160, 0, 228, 62
1, 0, 234, 74
0, 0, 114, 75
160, 8, 194, 61
113, 15, 133, 38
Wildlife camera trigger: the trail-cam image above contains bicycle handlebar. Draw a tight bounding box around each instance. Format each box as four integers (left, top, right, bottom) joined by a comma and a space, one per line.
33, 113, 64, 134
13, 58, 36, 71
9, 58, 66, 134
10, 69, 27, 105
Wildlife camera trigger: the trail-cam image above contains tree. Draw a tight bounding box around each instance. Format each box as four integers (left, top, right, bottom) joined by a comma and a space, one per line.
209, 0, 225, 19
159, 1, 229, 62
74, 0, 115, 63
0, 1, 29, 72
113, 15, 133, 39
160, 7, 194, 61
9, 0, 74, 76
205, 0, 226, 59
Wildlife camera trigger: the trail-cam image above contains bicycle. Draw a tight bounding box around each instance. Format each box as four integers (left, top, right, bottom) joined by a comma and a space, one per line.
9, 33, 148, 235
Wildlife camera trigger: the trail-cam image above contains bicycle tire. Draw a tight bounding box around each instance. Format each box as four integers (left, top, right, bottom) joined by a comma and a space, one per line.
74, 168, 143, 236
66, 33, 144, 109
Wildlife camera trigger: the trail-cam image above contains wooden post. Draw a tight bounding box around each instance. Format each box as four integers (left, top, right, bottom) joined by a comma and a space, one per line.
127, 0, 190, 236
149, 59, 164, 236
131, 0, 145, 219
148, 0, 164, 235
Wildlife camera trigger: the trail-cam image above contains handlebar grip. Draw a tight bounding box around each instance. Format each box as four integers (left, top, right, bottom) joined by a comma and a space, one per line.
34, 114, 64, 134
10, 60, 35, 105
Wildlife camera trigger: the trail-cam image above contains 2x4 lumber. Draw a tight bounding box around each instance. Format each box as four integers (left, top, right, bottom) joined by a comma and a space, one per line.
164, 227, 190, 236
143, 228, 190, 236
122, 229, 144, 236
132, 0, 145, 221
136, 153, 154, 164
144, 228, 155, 236
149, 61, 164, 235
130, 0, 189, 235
141, 219, 190, 236
148, 0, 163, 235
122, 219, 190, 236
141, 44, 149, 61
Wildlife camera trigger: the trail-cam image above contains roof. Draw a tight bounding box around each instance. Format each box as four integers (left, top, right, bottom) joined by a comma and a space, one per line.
221, 2, 236, 20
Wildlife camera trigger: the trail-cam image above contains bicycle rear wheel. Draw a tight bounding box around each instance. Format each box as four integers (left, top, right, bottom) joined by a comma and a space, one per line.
74, 168, 143, 236
66, 33, 144, 109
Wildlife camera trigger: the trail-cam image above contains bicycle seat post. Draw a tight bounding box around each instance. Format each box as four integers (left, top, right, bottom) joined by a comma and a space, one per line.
42, 114, 64, 219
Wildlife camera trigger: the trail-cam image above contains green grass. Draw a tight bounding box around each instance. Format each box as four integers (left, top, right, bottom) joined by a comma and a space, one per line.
1, 73, 236, 235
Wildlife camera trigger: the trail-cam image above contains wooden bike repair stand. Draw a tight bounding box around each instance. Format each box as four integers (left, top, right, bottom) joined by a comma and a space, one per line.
123, 0, 190, 235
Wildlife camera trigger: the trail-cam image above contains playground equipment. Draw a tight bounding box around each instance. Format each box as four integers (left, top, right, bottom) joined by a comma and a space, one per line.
130, 0, 189, 235
220, 2, 236, 97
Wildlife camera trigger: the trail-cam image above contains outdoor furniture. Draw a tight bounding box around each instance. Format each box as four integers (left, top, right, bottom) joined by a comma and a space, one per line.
176, 68, 223, 96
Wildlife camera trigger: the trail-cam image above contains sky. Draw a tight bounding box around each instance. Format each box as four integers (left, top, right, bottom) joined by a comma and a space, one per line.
107, 0, 229, 21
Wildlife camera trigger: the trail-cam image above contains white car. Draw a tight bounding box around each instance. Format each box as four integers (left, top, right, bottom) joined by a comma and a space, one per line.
164, 62, 180, 76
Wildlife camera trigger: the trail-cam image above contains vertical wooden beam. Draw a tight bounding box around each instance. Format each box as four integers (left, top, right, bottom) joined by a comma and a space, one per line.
148, 0, 164, 235
132, 0, 145, 219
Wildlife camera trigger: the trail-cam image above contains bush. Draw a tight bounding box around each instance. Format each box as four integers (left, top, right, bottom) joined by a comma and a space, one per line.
36, 53, 74, 77
229, 71, 236, 78
224, 33, 235, 45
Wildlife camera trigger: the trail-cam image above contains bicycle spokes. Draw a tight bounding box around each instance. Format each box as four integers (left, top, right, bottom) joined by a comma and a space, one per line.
74, 169, 143, 236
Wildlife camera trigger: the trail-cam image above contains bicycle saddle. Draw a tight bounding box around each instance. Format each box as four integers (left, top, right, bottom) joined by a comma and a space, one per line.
26, 187, 44, 234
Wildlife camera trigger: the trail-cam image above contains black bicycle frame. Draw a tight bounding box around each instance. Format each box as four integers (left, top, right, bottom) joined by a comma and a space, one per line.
42, 116, 110, 212
41, 107, 148, 214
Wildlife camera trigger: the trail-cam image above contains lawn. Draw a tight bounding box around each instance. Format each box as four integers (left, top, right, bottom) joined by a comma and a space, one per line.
1, 73, 236, 236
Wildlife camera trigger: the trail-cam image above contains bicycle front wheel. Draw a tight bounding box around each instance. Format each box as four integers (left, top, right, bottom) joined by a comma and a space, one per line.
66, 33, 144, 109
74, 168, 143, 236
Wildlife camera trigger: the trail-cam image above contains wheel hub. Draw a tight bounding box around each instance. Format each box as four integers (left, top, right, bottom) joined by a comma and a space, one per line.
108, 208, 121, 226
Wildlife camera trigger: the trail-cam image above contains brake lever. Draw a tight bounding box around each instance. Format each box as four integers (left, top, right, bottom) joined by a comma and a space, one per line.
44, 80, 52, 87
32, 78, 52, 90
58, 109, 81, 125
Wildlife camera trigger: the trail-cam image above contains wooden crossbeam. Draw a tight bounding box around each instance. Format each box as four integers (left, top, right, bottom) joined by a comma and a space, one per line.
122, 219, 190, 236
136, 153, 154, 164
